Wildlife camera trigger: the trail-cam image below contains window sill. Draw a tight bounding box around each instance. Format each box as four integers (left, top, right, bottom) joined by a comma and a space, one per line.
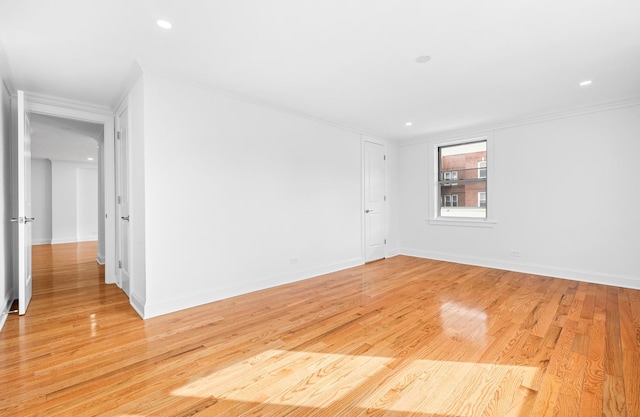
427, 218, 497, 228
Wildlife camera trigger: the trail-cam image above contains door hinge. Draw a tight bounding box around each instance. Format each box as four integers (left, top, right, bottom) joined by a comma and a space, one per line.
117, 196, 122, 204
116, 131, 121, 140
384, 239, 387, 245
384, 155, 386, 161
384, 195, 387, 201
118, 260, 122, 269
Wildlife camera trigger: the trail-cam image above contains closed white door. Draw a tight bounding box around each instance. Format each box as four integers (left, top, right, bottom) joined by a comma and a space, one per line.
364, 141, 385, 262
116, 109, 131, 296
14, 90, 33, 314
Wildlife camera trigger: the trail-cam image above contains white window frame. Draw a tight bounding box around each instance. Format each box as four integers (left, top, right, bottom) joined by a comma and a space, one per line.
428, 133, 496, 228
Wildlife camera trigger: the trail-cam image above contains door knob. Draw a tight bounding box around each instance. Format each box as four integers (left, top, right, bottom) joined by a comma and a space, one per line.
121, 216, 130, 221
24, 217, 35, 223
365, 209, 374, 213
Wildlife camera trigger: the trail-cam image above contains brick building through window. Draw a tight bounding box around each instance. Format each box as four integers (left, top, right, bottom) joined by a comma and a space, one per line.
439, 141, 487, 218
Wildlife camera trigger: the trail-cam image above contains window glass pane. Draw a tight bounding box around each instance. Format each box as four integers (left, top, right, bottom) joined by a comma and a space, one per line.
438, 141, 486, 218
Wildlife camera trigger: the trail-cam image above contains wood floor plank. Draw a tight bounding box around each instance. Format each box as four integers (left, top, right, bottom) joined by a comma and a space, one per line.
622, 349, 640, 417
1, 242, 639, 416
618, 288, 639, 353
603, 374, 627, 417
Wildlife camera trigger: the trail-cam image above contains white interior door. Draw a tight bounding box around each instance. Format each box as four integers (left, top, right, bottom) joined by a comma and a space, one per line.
14, 90, 33, 315
116, 108, 131, 296
364, 140, 385, 262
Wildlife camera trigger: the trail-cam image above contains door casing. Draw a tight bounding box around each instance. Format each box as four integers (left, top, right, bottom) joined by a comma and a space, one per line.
14, 95, 117, 288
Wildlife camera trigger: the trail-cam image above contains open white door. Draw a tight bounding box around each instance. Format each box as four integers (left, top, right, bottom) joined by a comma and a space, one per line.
13, 90, 33, 315
116, 108, 131, 296
364, 140, 385, 262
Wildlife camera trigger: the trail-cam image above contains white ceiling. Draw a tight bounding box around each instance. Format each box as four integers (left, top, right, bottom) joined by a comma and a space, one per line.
30, 114, 100, 163
1, 0, 639, 141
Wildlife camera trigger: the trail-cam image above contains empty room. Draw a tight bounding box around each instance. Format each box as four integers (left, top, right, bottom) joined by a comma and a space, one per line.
0, 1, 639, 416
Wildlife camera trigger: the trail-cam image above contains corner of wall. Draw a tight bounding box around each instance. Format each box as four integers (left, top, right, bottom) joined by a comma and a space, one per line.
0, 39, 16, 97
111, 60, 143, 112
129, 291, 145, 319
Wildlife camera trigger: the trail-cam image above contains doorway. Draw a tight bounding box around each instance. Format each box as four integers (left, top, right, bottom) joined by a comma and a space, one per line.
30, 113, 103, 252
16, 97, 117, 294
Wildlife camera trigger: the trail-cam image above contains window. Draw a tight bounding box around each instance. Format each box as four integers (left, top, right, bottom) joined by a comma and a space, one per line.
443, 194, 458, 207
478, 192, 486, 207
443, 171, 458, 186
438, 140, 487, 218
478, 161, 487, 178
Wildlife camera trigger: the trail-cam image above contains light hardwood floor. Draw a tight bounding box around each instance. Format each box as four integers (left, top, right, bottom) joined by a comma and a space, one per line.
1, 242, 639, 416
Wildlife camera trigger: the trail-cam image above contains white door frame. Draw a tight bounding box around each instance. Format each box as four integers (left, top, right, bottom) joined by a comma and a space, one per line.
23, 95, 117, 285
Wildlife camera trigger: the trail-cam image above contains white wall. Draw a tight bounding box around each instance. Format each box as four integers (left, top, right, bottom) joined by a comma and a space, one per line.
50, 160, 98, 244
136, 72, 370, 317
76, 167, 98, 241
51, 161, 77, 243
31, 158, 52, 244
0, 72, 12, 329
398, 104, 640, 289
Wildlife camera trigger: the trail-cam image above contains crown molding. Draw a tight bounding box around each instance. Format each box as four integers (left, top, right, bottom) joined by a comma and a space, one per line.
400, 96, 640, 147
23, 92, 113, 116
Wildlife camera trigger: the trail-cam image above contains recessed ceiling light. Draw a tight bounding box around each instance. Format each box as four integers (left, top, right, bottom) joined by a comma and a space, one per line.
157, 19, 172, 29
579, 80, 592, 86
88, 157, 94, 161
415, 55, 431, 64
405, 122, 413, 126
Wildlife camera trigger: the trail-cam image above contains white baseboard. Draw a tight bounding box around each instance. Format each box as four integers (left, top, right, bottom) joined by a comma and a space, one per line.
400, 248, 640, 290
129, 291, 145, 319
51, 237, 78, 244
385, 249, 401, 258
32, 238, 52, 245
0, 290, 15, 331
141, 257, 364, 319
96, 253, 105, 265
51, 237, 98, 244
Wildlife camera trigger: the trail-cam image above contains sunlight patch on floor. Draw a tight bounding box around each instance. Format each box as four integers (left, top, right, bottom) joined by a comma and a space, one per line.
359, 359, 538, 416
171, 349, 538, 415
171, 349, 390, 407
